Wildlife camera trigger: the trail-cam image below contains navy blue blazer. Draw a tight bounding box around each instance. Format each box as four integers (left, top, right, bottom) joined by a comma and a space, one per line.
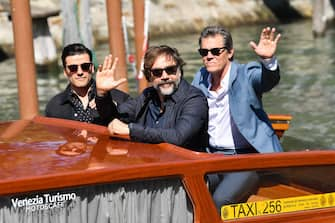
192, 61, 282, 153
96, 79, 209, 152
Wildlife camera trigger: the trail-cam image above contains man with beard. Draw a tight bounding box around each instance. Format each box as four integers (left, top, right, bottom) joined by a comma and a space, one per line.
95, 45, 208, 152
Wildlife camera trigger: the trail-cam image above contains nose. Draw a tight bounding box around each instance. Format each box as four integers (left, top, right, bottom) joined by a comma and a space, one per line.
77, 66, 84, 76
205, 52, 215, 61
207, 51, 215, 58
160, 70, 169, 80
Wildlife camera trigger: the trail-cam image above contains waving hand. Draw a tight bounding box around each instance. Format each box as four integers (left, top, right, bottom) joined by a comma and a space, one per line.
249, 27, 281, 59
96, 54, 127, 96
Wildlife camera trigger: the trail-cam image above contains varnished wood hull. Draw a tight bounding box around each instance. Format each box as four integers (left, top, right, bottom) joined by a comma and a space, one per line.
0, 116, 334, 223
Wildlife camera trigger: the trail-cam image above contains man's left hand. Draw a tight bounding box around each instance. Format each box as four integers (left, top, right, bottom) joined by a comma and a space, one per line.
96, 54, 127, 96
249, 27, 281, 59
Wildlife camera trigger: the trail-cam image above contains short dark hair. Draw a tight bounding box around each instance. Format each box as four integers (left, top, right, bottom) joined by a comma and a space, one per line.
198, 25, 234, 60
142, 45, 186, 82
61, 43, 92, 68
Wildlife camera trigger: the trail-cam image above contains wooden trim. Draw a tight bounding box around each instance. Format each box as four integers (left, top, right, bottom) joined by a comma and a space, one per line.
182, 175, 221, 222
268, 114, 292, 122
268, 114, 292, 139
1, 151, 335, 195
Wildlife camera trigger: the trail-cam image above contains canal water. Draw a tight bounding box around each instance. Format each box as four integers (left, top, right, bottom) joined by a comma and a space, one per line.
1, 20, 335, 151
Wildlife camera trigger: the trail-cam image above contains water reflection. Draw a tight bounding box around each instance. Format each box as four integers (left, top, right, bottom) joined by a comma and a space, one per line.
1, 20, 335, 151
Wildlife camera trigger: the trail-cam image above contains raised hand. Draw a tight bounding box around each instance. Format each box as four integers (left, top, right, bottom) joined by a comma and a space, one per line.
249, 27, 281, 59
95, 54, 127, 96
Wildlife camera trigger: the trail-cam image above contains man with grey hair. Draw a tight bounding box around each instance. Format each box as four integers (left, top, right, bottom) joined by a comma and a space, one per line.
192, 25, 282, 211
95, 45, 208, 152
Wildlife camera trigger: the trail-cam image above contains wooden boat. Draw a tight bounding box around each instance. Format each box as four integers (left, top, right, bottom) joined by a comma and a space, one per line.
5, 1, 335, 223
1, 115, 335, 223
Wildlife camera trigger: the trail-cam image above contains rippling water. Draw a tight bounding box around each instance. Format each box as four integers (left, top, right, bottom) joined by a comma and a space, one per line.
1, 20, 335, 151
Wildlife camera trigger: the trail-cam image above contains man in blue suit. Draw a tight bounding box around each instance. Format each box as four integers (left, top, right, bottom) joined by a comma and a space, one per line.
192, 25, 282, 212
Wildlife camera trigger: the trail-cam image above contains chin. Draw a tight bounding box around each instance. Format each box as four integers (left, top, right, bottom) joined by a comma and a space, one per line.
159, 86, 174, 96
75, 81, 90, 88
206, 67, 220, 74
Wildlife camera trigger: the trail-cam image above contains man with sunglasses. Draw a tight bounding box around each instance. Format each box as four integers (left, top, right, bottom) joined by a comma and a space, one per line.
95, 45, 208, 151
192, 26, 282, 211
45, 43, 129, 125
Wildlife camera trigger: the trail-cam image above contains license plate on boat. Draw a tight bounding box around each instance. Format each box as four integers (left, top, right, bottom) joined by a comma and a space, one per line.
221, 192, 335, 220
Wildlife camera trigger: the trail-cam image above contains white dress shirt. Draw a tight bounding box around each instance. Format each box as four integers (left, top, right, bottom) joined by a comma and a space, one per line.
207, 64, 234, 149
207, 57, 278, 149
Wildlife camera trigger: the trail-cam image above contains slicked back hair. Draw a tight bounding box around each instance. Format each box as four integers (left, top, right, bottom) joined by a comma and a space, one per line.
61, 43, 92, 68
198, 25, 234, 60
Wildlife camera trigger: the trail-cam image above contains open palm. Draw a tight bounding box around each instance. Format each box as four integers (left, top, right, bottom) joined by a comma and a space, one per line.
249, 27, 281, 59
96, 54, 126, 95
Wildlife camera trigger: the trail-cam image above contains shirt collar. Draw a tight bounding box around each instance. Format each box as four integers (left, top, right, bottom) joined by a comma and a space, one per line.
207, 63, 232, 93
60, 79, 95, 104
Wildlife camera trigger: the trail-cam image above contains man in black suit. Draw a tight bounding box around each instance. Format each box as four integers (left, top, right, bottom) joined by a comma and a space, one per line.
45, 43, 129, 125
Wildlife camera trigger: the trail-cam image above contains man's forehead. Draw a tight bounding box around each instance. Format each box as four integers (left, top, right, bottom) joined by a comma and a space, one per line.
154, 54, 175, 63
66, 53, 90, 63
201, 35, 224, 46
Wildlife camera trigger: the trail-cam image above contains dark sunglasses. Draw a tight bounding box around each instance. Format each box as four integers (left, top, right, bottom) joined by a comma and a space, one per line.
67, 62, 92, 73
198, 47, 226, 57
151, 65, 179, 77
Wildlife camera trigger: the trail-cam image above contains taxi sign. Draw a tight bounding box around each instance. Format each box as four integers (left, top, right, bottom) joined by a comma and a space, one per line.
221, 192, 335, 220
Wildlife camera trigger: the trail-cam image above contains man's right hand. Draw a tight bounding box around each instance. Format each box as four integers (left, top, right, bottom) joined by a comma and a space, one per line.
108, 119, 130, 136
96, 54, 127, 96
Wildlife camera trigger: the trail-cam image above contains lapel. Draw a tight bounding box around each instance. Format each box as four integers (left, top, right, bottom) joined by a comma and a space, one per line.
199, 67, 210, 97
228, 61, 238, 91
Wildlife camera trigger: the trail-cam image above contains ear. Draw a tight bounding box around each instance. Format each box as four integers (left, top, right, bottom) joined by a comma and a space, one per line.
228, 48, 234, 60
63, 69, 69, 79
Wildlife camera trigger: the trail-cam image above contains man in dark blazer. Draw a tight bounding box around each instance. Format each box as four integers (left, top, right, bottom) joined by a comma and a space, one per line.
45, 43, 129, 126
95, 45, 208, 152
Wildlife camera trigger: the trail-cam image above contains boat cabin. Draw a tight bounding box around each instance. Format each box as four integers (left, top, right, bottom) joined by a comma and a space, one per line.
1, 116, 335, 223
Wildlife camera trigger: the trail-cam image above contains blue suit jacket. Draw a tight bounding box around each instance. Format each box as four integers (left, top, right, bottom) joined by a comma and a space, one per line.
192, 61, 283, 153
